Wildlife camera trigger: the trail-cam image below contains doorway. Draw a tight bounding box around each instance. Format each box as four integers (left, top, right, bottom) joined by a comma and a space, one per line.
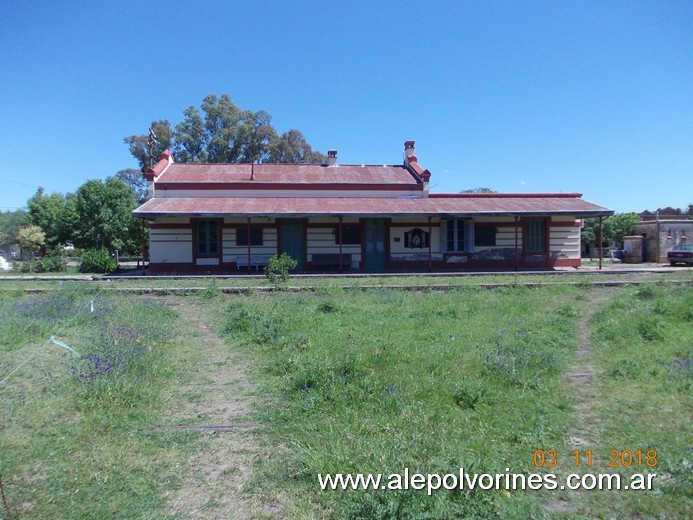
363, 219, 387, 271
279, 219, 305, 271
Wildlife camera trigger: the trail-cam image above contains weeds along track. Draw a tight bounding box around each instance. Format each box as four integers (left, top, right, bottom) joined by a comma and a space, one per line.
4, 278, 693, 295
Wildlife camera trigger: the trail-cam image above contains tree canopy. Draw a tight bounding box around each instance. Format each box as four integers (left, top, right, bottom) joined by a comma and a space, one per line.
73, 178, 140, 252
115, 168, 148, 204
460, 187, 497, 193
18, 224, 45, 255
27, 188, 78, 248
581, 212, 642, 249
21, 177, 143, 254
266, 129, 328, 164
0, 209, 29, 248
123, 120, 173, 172
640, 206, 693, 218
125, 93, 327, 170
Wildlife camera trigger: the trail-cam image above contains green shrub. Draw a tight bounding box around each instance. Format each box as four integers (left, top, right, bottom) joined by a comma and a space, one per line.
79, 248, 118, 274
264, 252, 297, 287
12, 260, 32, 272
35, 248, 68, 272
12, 254, 67, 273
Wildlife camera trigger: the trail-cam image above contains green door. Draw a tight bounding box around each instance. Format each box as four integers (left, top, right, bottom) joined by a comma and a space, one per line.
524, 217, 548, 266
279, 219, 305, 271
364, 219, 387, 271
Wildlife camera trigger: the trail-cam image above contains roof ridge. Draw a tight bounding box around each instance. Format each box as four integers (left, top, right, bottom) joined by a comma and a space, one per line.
168, 162, 403, 167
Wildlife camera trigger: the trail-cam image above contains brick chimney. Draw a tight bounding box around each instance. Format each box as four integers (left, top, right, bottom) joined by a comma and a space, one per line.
403, 140, 431, 197
145, 149, 174, 198
327, 150, 337, 167
404, 140, 416, 162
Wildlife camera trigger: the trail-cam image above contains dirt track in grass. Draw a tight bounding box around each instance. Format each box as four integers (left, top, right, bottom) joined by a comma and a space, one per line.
565, 291, 613, 448
546, 289, 614, 515
160, 301, 281, 519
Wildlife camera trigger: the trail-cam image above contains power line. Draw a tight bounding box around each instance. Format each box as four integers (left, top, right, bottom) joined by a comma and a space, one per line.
0, 178, 64, 194
0, 178, 39, 189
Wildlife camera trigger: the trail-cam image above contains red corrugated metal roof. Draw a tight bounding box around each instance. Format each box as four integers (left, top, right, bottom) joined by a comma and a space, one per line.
134, 195, 612, 219
155, 163, 419, 185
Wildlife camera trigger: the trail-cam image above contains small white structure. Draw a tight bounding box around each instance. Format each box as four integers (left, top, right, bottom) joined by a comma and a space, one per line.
0, 255, 11, 271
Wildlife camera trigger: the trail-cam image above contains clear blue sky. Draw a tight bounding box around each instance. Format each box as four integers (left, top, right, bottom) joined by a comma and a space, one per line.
1, 1, 691, 214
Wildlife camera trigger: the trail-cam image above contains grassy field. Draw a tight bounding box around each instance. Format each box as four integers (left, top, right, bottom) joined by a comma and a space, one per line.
0, 288, 201, 518
0, 280, 690, 518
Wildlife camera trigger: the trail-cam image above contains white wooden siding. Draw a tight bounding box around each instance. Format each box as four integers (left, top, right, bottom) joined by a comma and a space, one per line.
149, 229, 193, 263
390, 224, 440, 255
306, 227, 361, 262
495, 226, 522, 248
552, 216, 579, 224
222, 228, 278, 263
550, 227, 581, 257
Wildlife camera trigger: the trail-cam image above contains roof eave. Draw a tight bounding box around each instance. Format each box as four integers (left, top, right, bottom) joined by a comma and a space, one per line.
133, 209, 614, 220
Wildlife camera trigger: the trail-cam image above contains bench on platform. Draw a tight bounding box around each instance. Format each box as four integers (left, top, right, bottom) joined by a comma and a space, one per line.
311, 253, 353, 270
236, 255, 271, 271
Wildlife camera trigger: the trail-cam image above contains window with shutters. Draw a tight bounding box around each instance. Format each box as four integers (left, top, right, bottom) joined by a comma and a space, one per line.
196, 220, 219, 257
335, 224, 361, 245
442, 219, 471, 252
474, 224, 497, 247
236, 227, 263, 246
525, 218, 547, 253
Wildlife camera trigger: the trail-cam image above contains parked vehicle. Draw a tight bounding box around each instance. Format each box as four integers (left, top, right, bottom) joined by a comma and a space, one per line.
667, 243, 693, 266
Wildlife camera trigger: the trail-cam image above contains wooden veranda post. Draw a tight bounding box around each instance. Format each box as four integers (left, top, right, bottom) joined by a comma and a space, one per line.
247, 218, 252, 273
338, 216, 343, 273
428, 216, 432, 272
598, 216, 603, 270
514, 216, 519, 271
141, 218, 146, 275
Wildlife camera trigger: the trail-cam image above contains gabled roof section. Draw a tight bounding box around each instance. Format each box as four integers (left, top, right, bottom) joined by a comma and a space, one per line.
145, 150, 173, 181
403, 141, 431, 182
154, 162, 420, 186
134, 143, 614, 219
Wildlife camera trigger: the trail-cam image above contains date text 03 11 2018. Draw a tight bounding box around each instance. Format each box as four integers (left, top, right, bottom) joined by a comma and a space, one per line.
533, 449, 658, 468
